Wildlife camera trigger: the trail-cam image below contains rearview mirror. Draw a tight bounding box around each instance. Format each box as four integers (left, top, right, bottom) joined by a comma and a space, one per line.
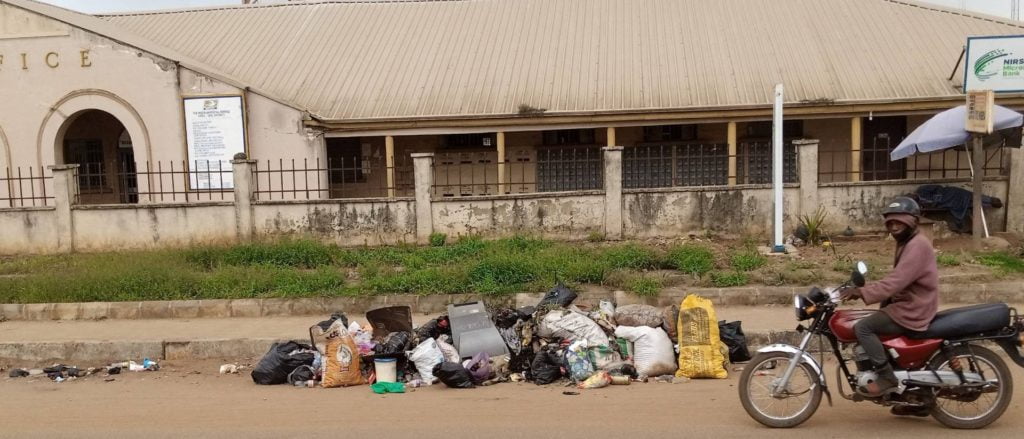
851, 261, 868, 287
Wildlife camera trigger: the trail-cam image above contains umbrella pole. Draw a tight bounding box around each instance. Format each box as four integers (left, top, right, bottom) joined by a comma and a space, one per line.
967, 136, 990, 244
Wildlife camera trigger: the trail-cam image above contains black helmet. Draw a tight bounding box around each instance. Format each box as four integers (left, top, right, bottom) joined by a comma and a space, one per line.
882, 196, 921, 217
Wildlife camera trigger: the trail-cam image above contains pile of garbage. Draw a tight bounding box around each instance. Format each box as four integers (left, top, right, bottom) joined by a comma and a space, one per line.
7, 358, 159, 382
252, 285, 751, 391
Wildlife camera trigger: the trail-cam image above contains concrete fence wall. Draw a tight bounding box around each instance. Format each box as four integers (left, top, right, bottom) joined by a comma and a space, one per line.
0, 139, 1020, 255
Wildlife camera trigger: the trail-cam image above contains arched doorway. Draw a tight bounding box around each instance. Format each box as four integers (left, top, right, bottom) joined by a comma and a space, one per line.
59, 110, 138, 204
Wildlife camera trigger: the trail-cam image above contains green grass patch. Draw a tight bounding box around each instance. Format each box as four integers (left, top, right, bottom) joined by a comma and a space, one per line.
710, 271, 749, 287
666, 244, 715, 276
602, 244, 659, 270
976, 252, 1024, 274
730, 249, 767, 272
428, 233, 447, 247
628, 275, 663, 297
936, 253, 961, 267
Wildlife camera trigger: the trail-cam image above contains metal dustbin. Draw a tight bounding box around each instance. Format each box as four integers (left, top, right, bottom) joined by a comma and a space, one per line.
448, 301, 510, 360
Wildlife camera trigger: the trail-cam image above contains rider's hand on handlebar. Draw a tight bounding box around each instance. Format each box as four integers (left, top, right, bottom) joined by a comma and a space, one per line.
840, 287, 862, 303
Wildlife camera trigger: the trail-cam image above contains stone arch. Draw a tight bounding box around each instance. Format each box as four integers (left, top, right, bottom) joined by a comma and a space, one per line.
0, 124, 10, 172
36, 89, 152, 168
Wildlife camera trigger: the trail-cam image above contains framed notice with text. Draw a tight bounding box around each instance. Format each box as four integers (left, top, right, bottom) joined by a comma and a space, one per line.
183, 95, 247, 189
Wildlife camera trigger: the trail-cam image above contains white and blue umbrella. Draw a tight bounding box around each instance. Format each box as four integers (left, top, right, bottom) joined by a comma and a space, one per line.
890, 104, 1023, 238
890, 104, 1023, 161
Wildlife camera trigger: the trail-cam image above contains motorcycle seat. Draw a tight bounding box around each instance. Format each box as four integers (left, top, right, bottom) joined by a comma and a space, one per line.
908, 303, 1010, 339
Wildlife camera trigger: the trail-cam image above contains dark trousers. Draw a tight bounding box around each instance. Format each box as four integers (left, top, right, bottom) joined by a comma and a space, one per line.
853, 311, 908, 368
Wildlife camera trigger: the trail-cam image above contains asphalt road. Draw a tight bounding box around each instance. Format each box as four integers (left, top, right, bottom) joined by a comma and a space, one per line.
2, 358, 1022, 439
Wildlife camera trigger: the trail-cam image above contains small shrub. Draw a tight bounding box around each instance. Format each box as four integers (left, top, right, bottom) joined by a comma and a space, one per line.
603, 244, 658, 270
666, 245, 715, 276
629, 276, 662, 297
429, 233, 447, 247
711, 271, 748, 287
797, 206, 829, 245
937, 253, 961, 267
586, 232, 606, 243
730, 249, 767, 272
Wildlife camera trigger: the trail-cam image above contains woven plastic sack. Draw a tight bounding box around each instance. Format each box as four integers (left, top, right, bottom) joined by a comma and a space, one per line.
538, 309, 609, 347
614, 326, 676, 377
675, 295, 728, 379
318, 321, 364, 387
409, 338, 445, 385
614, 304, 663, 328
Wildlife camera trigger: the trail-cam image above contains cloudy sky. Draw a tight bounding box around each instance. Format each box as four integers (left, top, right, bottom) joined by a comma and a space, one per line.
34, 0, 1019, 17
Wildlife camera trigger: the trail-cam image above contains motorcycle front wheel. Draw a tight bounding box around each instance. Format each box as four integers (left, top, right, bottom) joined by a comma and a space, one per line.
739, 351, 823, 428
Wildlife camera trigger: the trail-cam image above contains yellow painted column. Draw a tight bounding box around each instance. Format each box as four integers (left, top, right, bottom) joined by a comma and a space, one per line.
385, 135, 396, 198
607, 127, 617, 147
727, 122, 738, 185
851, 117, 862, 183
496, 131, 506, 194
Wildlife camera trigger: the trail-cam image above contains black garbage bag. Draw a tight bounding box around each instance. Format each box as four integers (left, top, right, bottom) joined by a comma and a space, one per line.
536, 284, 578, 308
315, 312, 349, 333
530, 345, 563, 385
287, 365, 317, 386
494, 309, 522, 329
374, 331, 413, 356
606, 362, 639, 379
414, 316, 451, 342
251, 341, 317, 385
719, 320, 751, 363
433, 362, 476, 388
509, 345, 535, 374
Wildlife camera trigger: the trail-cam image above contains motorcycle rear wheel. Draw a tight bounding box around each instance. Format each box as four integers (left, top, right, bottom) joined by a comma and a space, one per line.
739, 351, 823, 428
928, 345, 1013, 429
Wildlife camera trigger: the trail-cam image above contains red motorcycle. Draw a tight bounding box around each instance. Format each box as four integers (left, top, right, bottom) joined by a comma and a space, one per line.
739, 262, 1024, 429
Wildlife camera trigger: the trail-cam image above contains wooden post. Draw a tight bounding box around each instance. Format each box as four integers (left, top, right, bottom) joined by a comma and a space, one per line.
727, 122, 738, 185
851, 117, 862, 182
972, 134, 985, 246
385, 135, 396, 198
606, 127, 617, 147
496, 131, 506, 194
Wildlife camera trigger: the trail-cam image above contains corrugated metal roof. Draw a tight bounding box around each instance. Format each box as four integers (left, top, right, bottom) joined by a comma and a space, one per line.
84, 0, 1024, 120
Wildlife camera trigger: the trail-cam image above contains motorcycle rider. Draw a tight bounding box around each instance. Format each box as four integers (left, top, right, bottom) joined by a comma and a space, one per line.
840, 197, 940, 405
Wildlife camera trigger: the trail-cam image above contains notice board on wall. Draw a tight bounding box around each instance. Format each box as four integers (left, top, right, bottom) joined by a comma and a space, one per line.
183, 95, 246, 189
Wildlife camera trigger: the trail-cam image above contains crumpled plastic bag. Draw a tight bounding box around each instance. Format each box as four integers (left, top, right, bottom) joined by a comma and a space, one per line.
408, 338, 445, 385
563, 340, 595, 382
463, 352, 492, 384
538, 309, 610, 347
578, 370, 611, 389
435, 335, 462, 363
530, 345, 563, 385
251, 341, 316, 385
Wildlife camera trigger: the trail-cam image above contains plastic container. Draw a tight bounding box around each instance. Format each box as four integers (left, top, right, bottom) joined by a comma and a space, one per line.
374, 358, 398, 383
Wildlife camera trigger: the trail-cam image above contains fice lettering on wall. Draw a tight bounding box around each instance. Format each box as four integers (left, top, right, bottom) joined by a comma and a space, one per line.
1, 0, 1023, 253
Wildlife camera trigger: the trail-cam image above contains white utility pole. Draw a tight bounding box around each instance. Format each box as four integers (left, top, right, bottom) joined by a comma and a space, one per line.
772, 84, 785, 253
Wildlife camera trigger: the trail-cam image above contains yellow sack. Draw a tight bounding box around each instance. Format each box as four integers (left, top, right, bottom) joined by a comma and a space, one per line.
675, 295, 728, 379
316, 320, 364, 388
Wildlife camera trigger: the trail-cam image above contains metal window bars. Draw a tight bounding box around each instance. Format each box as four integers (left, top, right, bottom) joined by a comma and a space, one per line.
0, 166, 53, 208
251, 156, 412, 201
623, 141, 798, 188
431, 146, 604, 197
819, 137, 1010, 183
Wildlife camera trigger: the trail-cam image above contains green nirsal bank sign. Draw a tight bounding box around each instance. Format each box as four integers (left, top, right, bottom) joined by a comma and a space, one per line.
965, 35, 1024, 92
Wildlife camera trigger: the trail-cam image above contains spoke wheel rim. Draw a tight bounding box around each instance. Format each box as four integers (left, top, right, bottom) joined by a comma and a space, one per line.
933, 354, 1004, 422
745, 357, 817, 421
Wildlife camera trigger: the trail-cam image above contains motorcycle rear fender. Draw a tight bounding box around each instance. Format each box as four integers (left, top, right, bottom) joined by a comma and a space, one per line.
757, 344, 832, 406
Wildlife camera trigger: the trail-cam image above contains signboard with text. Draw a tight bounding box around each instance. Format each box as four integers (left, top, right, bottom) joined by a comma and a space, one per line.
965, 35, 1024, 93
183, 96, 246, 190
966, 90, 994, 134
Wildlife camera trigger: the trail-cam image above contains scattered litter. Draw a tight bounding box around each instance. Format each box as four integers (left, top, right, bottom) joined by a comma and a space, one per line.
104, 377, 115, 382
219, 364, 240, 374
578, 371, 611, 389
370, 382, 405, 394
562, 391, 580, 396
8, 369, 29, 378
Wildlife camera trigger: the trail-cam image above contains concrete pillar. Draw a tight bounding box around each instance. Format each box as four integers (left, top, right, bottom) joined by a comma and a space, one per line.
1008, 148, 1024, 235
727, 122, 738, 185
412, 153, 434, 244
851, 117, 862, 182
496, 131, 506, 194
606, 127, 617, 147
603, 146, 624, 240
794, 139, 820, 219
48, 164, 78, 253
231, 159, 256, 242
385, 135, 396, 198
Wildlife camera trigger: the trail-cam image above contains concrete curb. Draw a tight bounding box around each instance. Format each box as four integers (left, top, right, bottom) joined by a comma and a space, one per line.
1, 333, 808, 364
1, 282, 1020, 322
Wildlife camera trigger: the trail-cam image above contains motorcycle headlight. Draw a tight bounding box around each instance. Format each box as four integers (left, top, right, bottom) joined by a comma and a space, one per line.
794, 294, 815, 321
